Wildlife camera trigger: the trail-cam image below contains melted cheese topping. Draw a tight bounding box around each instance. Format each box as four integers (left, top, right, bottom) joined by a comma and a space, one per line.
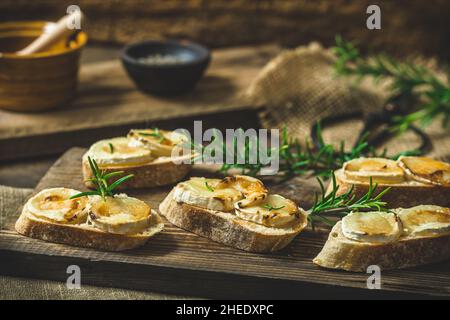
27, 188, 89, 224
234, 194, 300, 228
173, 175, 269, 212
128, 129, 188, 157
342, 211, 402, 243
217, 175, 268, 207
173, 177, 243, 211
86, 137, 153, 166
173, 176, 299, 228
398, 156, 450, 186
343, 158, 405, 184
88, 194, 152, 235
397, 205, 450, 237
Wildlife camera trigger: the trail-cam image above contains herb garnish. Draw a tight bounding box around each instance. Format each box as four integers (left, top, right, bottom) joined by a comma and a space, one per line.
333, 35, 450, 133
263, 204, 285, 211
108, 143, 114, 154
307, 173, 390, 229
138, 128, 166, 143
193, 126, 405, 179
70, 157, 134, 201
205, 181, 215, 192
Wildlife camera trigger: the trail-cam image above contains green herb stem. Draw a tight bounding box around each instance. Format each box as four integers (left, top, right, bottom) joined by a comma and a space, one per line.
138, 127, 166, 143
193, 125, 409, 179
205, 181, 215, 192
333, 35, 450, 133
307, 173, 390, 229
70, 157, 134, 201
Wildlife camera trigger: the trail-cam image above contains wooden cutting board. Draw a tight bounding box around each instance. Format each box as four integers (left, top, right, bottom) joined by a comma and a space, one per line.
0, 45, 278, 161
0, 148, 449, 299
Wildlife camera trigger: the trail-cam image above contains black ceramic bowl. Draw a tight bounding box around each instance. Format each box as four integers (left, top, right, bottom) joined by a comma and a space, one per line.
121, 40, 210, 96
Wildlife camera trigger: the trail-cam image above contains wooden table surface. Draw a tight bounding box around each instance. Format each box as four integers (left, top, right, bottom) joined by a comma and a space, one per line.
4, 148, 448, 299
0, 43, 276, 187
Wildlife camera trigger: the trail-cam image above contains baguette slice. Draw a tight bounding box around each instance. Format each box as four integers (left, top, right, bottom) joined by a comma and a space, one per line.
330, 169, 450, 208
159, 189, 308, 252
15, 207, 164, 251
313, 221, 450, 272
82, 153, 192, 189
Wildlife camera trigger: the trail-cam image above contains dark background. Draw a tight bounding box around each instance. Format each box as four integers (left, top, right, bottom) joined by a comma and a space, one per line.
1, 0, 449, 60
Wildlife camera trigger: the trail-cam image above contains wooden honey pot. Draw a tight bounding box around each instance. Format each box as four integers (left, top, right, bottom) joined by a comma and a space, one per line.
0, 21, 87, 112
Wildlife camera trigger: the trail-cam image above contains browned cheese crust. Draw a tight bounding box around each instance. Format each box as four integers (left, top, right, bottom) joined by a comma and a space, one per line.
159, 190, 308, 252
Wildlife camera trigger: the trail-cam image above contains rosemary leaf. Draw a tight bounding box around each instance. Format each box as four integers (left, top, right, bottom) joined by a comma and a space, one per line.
333, 36, 450, 132
138, 128, 166, 143
194, 124, 398, 179
107, 174, 134, 192
205, 181, 214, 192
70, 157, 134, 201
307, 173, 390, 229
69, 191, 100, 199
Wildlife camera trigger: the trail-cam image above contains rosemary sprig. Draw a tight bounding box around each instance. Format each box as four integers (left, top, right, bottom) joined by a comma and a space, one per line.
70, 157, 134, 201
138, 128, 166, 143
203, 126, 390, 178
307, 173, 390, 229
333, 35, 450, 132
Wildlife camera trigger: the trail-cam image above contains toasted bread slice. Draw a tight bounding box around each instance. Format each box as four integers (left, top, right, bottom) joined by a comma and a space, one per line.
313, 221, 450, 272
330, 169, 450, 208
15, 207, 164, 251
159, 189, 308, 252
82, 153, 192, 189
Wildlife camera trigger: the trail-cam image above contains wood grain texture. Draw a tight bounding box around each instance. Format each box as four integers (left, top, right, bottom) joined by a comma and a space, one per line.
0, 44, 278, 160
0, 0, 448, 60
0, 148, 449, 298
0, 156, 55, 188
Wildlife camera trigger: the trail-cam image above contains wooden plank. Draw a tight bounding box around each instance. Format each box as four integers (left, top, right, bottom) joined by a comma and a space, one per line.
0, 106, 261, 161
1, 148, 449, 298
0, 45, 279, 160
0, 156, 55, 188
0, 235, 429, 300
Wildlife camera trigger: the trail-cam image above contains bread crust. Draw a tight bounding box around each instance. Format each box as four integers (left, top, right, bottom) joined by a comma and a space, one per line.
15, 208, 164, 251
159, 190, 308, 252
330, 169, 450, 208
313, 221, 450, 272
82, 153, 192, 189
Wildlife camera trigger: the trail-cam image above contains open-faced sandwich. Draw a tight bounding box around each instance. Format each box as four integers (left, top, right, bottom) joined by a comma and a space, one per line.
331, 156, 450, 207
16, 158, 164, 251
159, 175, 308, 252
83, 128, 192, 189
313, 205, 450, 271
15, 188, 163, 251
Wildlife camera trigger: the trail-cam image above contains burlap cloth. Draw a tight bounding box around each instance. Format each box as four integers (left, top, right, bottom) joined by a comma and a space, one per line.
0, 185, 197, 300
247, 42, 450, 161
